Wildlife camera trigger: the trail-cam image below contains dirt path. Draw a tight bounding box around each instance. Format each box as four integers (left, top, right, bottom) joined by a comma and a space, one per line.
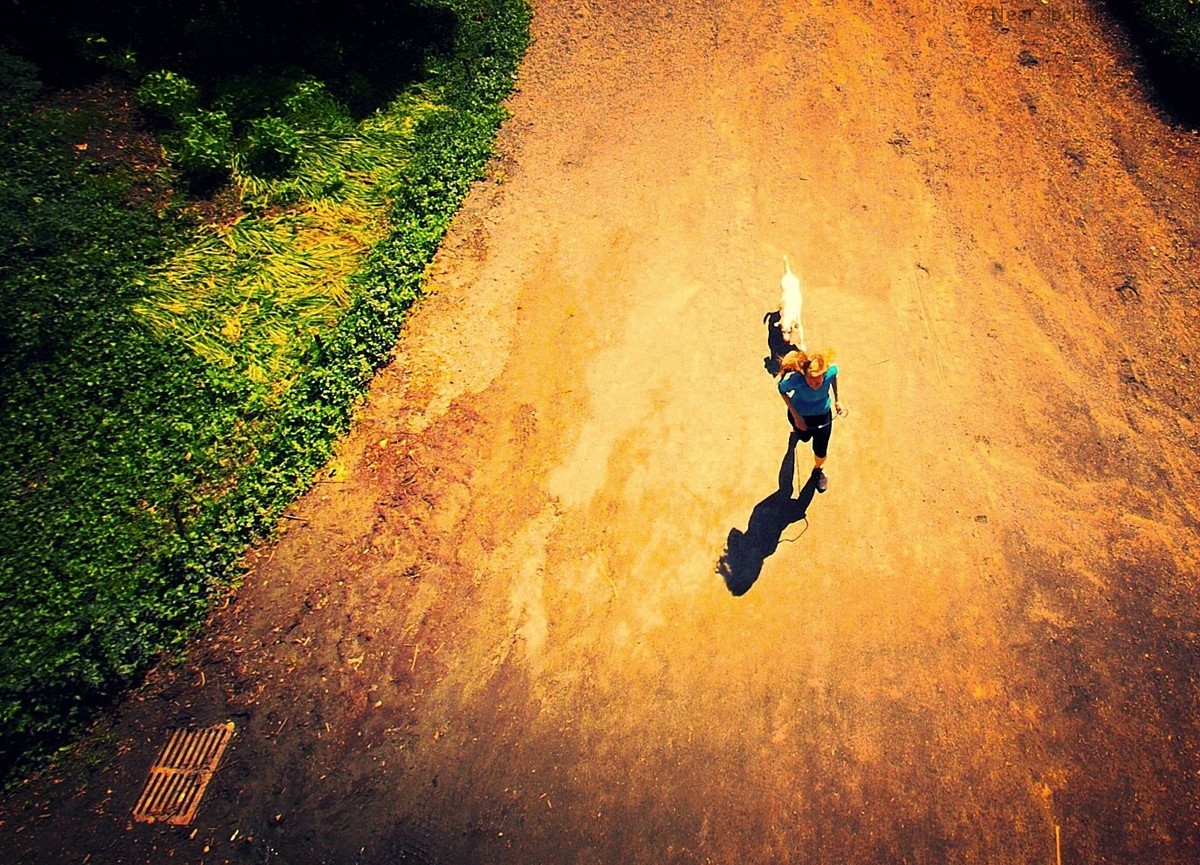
5, 1, 1200, 862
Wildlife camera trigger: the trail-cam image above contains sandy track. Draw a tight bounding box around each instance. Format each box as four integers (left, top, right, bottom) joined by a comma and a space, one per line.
4, 1, 1200, 863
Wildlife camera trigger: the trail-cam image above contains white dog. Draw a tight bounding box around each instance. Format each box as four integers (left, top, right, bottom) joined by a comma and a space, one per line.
777, 255, 806, 351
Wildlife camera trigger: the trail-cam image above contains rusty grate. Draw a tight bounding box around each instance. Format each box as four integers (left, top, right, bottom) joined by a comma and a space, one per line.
132, 722, 234, 825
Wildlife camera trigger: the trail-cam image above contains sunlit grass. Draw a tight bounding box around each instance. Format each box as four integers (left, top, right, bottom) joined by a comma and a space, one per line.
0, 0, 532, 779
135, 87, 448, 399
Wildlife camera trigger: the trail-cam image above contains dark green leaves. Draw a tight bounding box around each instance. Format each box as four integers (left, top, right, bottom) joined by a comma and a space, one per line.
0, 1, 530, 781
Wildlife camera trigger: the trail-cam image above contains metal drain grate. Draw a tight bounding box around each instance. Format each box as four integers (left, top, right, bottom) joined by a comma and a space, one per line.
133, 722, 235, 825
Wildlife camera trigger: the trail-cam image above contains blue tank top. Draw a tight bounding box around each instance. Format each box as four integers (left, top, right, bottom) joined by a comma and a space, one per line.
778, 364, 838, 415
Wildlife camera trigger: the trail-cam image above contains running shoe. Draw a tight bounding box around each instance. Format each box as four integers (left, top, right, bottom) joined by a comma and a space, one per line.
813, 468, 828, 493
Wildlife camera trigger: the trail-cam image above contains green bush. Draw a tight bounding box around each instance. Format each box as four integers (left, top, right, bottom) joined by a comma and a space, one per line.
135, 70, 200, 125
242, 115, 302, 177
1112, 0, 1200, 117
79, 33, 139, 77
146, 73, 359, 190
169, 108, 233, 189
211, 73, 300, 127
0, 50, 40, 112
282, 78, 353, 133
0, 0, 531, 781
1134, 0, 1200, 72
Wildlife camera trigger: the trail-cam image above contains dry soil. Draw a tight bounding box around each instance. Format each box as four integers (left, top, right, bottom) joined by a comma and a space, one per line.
4, 1, 1200, 863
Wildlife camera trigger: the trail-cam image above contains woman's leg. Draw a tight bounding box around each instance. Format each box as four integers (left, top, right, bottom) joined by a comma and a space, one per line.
807, 414, 833, 468
807, 414, 833, 491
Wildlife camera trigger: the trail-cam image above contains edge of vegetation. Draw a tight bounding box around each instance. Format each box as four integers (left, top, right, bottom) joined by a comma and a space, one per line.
1107, 0, 1200, 122
0, 0, 531, 781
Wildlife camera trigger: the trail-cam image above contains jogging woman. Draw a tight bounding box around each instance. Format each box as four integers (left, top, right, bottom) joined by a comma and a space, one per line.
777, 350, 841, 493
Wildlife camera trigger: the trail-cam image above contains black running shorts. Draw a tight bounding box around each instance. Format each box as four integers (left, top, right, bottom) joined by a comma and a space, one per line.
788, 409, 833, 459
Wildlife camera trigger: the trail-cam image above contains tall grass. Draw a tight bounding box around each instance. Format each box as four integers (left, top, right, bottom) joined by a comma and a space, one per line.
0, 0, 531, 779
137, 209, 375, 387
135, 88, 450, 392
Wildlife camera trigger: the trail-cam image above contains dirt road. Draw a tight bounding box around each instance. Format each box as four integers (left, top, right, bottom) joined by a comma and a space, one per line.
5, 1, 1200, 862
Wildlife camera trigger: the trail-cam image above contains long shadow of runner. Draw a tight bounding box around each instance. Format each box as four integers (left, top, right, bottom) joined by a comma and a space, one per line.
717, 429, 818, 596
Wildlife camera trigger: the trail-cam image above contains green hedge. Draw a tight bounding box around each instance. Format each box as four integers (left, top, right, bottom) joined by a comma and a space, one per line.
0, 0, 530, 779
1129, 0, 1200, 72
1113, 0, 1200, 116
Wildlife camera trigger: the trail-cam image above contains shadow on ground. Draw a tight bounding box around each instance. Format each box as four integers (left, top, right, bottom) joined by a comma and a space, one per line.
717, 430, 817, 596
762, 309, 793, 376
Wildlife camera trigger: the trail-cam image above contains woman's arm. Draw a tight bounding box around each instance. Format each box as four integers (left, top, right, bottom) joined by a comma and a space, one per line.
830, 374, 842, 414
781, 392, 806, 430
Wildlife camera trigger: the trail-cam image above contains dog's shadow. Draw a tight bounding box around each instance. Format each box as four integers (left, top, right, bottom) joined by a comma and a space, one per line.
762, 310, 793, 376
716, 430, 818, 596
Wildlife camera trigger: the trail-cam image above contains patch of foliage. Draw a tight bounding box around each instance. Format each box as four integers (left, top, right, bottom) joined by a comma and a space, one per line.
2, 0, 456, 113
167, 108, 235, 192
243, 116, 302, 177
0, 0, 531, 780
0, 49, 212, 769
134, 70, 199, 125
1110, 0, 1200, 121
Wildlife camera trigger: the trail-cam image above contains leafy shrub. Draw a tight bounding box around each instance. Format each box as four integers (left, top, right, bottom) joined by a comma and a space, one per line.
1111, 0, 1200, 119
0, 0, 531, 782
0, 49, 41, 112
147, 73, 358, 190
169, 109, 233, 190
1133, 0, 1200, 72
242, 115, 302, 177
211, 73, 300, 126
135, 70, 200, 125
282, 78, 353, 133
79, 34, 139, 77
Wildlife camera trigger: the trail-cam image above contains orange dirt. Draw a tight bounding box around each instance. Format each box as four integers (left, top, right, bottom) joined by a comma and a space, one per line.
4, 1, 1200, 863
